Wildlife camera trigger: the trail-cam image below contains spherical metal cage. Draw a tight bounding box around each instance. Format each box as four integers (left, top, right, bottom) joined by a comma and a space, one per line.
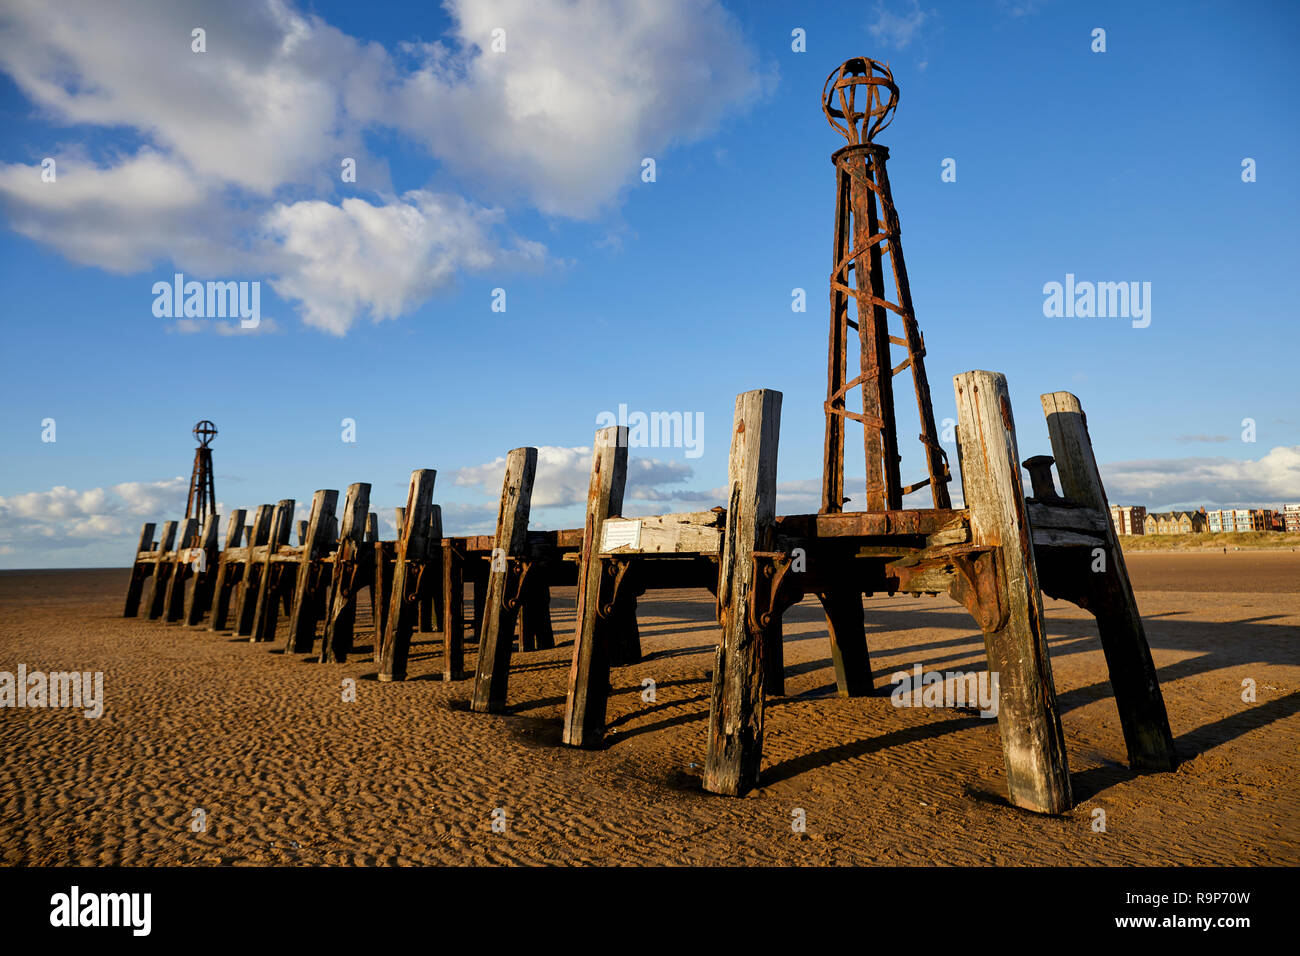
822, 57, 899, 146
193, 420, 218, 447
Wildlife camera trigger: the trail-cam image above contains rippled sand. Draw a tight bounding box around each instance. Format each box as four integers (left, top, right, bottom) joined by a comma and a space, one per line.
1, 553, 1297, 865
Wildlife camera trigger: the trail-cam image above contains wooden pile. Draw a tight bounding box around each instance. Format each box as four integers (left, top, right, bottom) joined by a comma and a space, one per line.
123, 376, 1173, 814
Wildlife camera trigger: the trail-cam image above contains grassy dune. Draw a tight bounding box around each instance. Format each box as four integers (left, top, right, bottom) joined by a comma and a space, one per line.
1118, 531, 1300, 551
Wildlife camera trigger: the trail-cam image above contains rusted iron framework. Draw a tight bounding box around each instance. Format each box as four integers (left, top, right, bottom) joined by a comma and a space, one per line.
821, 58, 950, 514
185, 420, 218, 530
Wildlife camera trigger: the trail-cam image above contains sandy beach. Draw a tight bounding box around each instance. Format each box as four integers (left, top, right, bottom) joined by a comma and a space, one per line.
1, 551, 1297, 866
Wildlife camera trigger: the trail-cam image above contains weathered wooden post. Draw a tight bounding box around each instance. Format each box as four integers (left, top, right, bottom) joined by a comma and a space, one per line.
562, 426, 629, 747
816, 588, 873, 697
471, 568, 486, 643
954, 370, 1071, 814
371, 517, 399, 655
762, 619, 785, 696
1041, 391, 1176, 771
123, 522, 157, 617
314, 513, 338, 623
163, 517, 199, 622
377, 470, 437, 682
704, 389, 782, 796
296, 520, 308, 546
230, 505, 273, 634
441, 536, 466, 680
199, 510, 246, 629
144, 520, 178, 620
182, 512, 222, 625
285, 489, 339, 654
517, 574, 555, 652
250, 499, 295, 643
470, 448, 538, 712
320, 483, 372, 663
418, 506, 443, 633
364, 511, 382, 636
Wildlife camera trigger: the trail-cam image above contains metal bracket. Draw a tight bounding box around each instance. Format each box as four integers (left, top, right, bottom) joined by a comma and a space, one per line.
503, 557, 533, 612
596, 557, 639, 620
889, 544, 1008, 633
948, 547, 1008, 633
747, 552, 808, 634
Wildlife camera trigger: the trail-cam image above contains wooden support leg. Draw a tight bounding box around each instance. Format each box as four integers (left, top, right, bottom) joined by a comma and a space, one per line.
610, 596, 641, 666
524, 581, 555, 651
442, 539, 465, 680
371, 542, 392, 658
562, 426, 629, 747
705, 389, 782, 796
817, 588, 873, 697
471, 448, 538, 712
234, 564, 261, 636
163, 517, 198, 623
144, 521, 178, 620
471, 572, 485, 643
321, 483, 371, 663
122, 522, 157, 617
955, 370, 1071, 814
378, 470, 437, 682
762, 619, 785, 697
231, 505, 273, 636
518, 611, 534, 652
1042, 391, 1176, 771
184, 512, 227, 626
251, 500, 295, 643
285, 490, 338, 653
419, 585, 435, 633
419, 506, 443, 634
207, 559, 238, 630
534, 584, 554, 650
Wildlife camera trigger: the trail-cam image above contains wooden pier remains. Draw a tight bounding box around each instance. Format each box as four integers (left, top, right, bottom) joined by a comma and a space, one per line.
118, 56, 1174, 815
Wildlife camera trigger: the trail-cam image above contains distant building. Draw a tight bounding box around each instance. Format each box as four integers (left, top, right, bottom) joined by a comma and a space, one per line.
1283, 504, 1300, 533
1205, 508, 1277, 532
1108, 504, 1146, 535
1143, 510, 1206, 534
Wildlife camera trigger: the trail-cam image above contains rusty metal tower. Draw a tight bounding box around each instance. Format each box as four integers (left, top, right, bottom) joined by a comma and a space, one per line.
820, 57, 951, 514
186, 420, 218, 529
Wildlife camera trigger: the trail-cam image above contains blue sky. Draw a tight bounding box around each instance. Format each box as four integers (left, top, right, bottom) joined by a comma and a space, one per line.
1, 0, 1297, 568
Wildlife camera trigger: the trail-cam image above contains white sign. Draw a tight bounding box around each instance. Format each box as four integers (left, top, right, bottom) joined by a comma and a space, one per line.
600, 519, 642, 552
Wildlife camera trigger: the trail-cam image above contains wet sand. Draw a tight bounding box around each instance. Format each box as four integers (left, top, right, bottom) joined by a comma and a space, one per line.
1, 551, 1296, 866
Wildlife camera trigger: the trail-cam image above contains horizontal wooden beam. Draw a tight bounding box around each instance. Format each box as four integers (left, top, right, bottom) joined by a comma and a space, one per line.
1027, 501, 1108, 534
774, 509, 963, 538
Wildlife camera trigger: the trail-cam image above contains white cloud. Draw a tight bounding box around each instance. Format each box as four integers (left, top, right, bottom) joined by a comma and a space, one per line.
0, 0, 765, 330
0, 151, 231, 274
172, 317, 283, 335
868, 0, 930, 50
1100, 445, 1300, 510
386, 0, 766, 218
264, 190, 544, 334
0, 0, 375, 195
452, 445, 704, 511
0, 478, 189, 557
